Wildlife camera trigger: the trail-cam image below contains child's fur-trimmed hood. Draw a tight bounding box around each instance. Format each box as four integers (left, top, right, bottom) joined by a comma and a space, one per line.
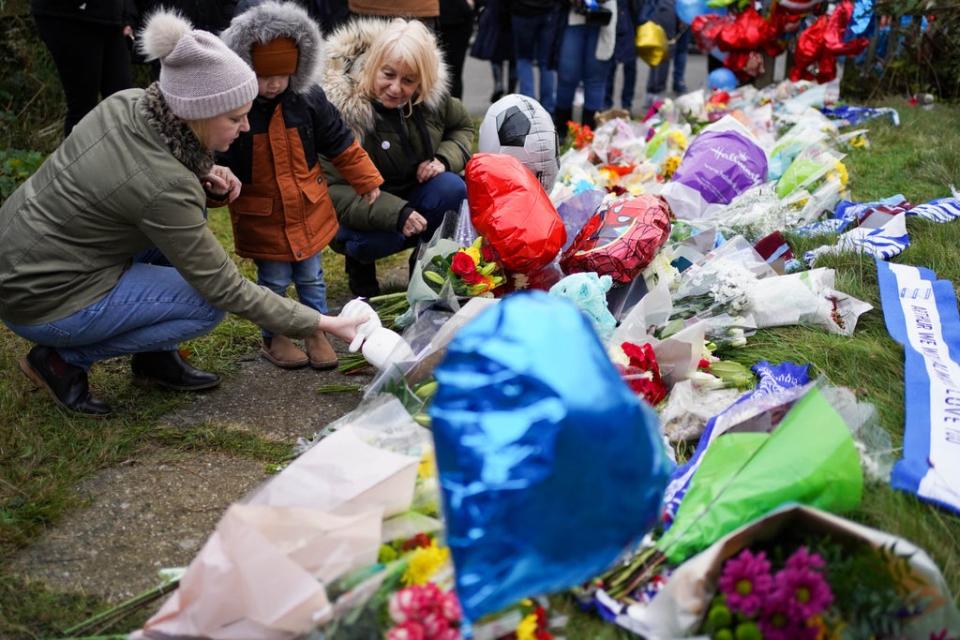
220, 1, 324, 94
322, 17, 449, 138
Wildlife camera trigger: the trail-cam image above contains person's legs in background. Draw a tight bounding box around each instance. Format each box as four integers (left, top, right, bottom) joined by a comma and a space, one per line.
510, 16, 537, 104
439, 19, 473, 99
604, 62, 620, 110
672, 26, 690, 94
580, 25, 611, 129
255, 259, 313, 368
644, 46, 673, 107
621, 56, 637, 110
33, 17, 131, 137
491, 61, 505, 102
555, 24, 586, 136
98, 22, 133, 101
34, 16, 104, 137
534, 10, 559, 113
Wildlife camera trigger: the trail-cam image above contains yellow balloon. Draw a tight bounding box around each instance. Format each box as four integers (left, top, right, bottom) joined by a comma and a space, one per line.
635, 21, 668, 67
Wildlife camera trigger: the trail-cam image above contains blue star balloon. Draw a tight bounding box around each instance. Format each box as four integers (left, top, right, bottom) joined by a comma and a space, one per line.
430, 291, 671, 622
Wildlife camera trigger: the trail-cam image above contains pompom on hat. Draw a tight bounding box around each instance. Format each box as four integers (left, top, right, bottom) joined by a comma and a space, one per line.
139, 11, 258, 120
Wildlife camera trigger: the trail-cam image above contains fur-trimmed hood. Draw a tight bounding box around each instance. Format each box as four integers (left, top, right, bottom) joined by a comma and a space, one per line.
322, 18, 449, 138
220, 1, 324, 94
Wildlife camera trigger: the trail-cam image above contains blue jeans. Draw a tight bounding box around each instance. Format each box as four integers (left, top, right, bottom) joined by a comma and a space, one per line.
512, 12, 558, 113
605, 58, 638, 110
557, 24, 613, 112
4, 260, 224, 370
335, 172, 467, 264
256, 253, 327, 338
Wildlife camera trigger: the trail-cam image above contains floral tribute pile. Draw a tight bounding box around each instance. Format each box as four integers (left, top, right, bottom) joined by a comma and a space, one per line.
129, 28, 960, 636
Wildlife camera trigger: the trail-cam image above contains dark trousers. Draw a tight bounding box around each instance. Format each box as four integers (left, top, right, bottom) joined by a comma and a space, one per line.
335, 173, 467, 264
33, 15, 132, 138
439, 20, 474, 99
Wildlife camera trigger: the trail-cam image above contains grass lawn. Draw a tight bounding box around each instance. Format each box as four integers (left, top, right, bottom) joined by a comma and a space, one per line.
1, 99, 960, 637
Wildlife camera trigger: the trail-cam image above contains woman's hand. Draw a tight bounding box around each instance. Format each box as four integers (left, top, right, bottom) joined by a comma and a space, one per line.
360, 186, 381, 205
202, 165, 242, 202
320, 313, 371, 344
416, 158, 445, 183
401, 211, 428, 237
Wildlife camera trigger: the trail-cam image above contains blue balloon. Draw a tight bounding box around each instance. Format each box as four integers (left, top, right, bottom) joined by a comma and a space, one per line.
677, 0, 725, 25
430, 292, 671, 622
707, 67, 738, 91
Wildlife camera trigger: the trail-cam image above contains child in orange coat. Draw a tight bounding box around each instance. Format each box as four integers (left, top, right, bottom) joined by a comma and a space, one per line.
220, 1, 383, 369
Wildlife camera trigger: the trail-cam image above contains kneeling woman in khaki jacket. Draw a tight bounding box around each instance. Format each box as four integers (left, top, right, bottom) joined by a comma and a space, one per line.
0, 12, 366, 417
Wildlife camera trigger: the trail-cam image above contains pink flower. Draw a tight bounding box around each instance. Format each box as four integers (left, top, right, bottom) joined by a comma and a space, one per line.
387, 620, 427, 640
435, 627, 463, 640
759, 600, 816, 640
772, 566, 833, 621
389, 588, 416, 622
718, 549, 774, 617
785, 546, 826, 572
441, 591, 462, 622
421, 612, 449, 638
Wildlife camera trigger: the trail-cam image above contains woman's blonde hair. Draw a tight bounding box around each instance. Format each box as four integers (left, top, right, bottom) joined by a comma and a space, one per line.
186, 118, 211, 149
360, 19, 440, 108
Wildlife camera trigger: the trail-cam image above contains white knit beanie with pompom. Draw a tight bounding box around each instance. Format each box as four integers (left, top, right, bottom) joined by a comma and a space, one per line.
139, 11, 257, 120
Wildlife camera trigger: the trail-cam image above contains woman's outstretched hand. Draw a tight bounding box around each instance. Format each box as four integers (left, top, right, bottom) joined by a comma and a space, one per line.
320, 312, 371, 344
202, 165, 242, 202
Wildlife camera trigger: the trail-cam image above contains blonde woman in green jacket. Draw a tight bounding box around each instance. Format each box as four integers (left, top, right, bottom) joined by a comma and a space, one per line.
321, 18, 475, 297
0, 12, 366, 417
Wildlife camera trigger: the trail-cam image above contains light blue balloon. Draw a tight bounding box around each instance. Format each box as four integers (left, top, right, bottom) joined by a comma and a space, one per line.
676, 0, 725, 25
707, 67, 738, 91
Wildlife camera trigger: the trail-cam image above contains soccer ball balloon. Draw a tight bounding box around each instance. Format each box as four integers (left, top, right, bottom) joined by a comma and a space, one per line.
478, 94, 559, 193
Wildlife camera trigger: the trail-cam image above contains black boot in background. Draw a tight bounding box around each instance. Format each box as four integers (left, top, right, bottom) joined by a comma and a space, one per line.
582, 108, 597, 131
345, 255, 381, 298
131, 350, 221, 391
554, 107, 573, 144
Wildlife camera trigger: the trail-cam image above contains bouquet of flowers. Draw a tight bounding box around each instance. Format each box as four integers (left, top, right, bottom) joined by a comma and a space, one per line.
565, 121, 595, 151
422, 237, 505, 298
699, 538, 937, 639
611, 341, 669, 406
386, 582, 462, 640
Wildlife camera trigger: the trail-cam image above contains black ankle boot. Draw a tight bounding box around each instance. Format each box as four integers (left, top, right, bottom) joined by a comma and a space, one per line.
582, 108, 597, 131
345, 255, 380, 298
19, 345, 112, 416
554, 107, 573, 144
131, 351, 221, 391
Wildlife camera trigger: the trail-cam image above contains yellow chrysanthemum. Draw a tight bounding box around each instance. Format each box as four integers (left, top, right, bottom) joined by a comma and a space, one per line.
417, 450, 436, 481
667, 130, 688, 150
516, 613, 538, 640
833, 160, 849, 187
662, 155, 682, 179
402, 542, 450, 585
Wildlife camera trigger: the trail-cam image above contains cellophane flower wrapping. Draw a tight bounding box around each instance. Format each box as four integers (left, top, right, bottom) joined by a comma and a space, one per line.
429, 292, 671, 622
